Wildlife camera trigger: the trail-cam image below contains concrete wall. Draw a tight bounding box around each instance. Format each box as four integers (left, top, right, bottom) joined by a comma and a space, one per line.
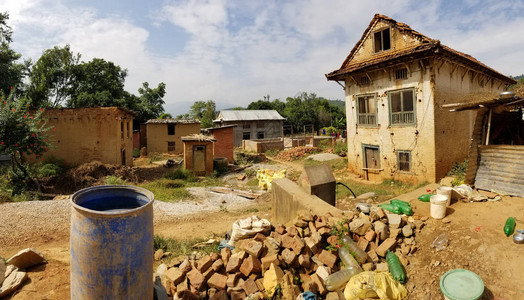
221, 120, 283, 147
183, 141, 214, 175
42, 107, 133, 166
272, 178, 342, 225
211, 127, 235, 163
242, 139, 284, 153
146, 123, 200, 154
344, 60, 436, 184
432, 61, 507, 180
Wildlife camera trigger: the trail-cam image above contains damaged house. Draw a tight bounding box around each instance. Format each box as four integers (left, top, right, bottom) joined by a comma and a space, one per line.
326, 14, 516, 184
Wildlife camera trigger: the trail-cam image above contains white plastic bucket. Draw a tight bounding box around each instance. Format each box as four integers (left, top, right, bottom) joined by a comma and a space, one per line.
437, 186, 453, 206
430, 194, 448, 219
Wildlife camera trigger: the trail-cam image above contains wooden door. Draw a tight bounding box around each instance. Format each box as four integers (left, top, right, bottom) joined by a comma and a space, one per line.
364, 146, 380, 169
193, 145, 206, 174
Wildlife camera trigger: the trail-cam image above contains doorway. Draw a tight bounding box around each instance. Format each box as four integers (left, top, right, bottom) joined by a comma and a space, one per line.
193, 145, 206, 174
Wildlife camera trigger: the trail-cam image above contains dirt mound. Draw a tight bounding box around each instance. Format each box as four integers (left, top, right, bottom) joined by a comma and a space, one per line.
70, 161, 135, 185
276, 146, 319, 161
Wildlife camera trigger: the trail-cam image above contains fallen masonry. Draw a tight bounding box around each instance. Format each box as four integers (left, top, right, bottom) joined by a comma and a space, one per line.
154, 208, 425, 299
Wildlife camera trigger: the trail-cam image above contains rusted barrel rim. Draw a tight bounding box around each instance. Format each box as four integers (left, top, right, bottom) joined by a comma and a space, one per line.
71, 185, 155, 216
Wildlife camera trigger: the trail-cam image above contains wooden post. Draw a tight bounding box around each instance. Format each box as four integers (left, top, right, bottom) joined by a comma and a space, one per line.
485, 108, 492, 145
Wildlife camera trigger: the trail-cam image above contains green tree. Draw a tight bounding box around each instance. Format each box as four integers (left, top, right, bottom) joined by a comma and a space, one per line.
133, 82, 166, 123
67, 58, 127, 108
0, 89, 51, 194
0, 12, 28, 96
27, 45, 80, 108
158, 112, 173, 119
189, 100, 216, 128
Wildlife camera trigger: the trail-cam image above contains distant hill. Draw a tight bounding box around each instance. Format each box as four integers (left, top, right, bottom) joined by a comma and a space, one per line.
512, 74, 524, 81
328, 100, 345, 113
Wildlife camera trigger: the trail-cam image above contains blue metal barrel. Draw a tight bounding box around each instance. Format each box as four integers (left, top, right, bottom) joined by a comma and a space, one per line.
70, 185, 154, 300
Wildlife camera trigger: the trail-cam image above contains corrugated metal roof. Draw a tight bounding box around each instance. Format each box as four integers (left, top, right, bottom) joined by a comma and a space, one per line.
475, 145, 524, 197
145, 119, 200, 124
214, 110, 285, 122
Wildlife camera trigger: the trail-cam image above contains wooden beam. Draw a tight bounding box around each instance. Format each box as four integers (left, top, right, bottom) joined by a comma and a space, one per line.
461, 67, 469, 82
348, 75, 358, 86
485, 108, 492, 145
365, 72, 373, 85
335, 80, 345, 90
418, 60, 426, 73
401, 63, 411, 77
437, 59, 446, 74
450, 63, 458, 78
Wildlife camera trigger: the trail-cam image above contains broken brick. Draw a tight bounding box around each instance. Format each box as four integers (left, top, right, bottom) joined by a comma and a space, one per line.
220, 248, 231, 266
212, 259, 224, 271
225, 255, 243, 273
376, 238, 397, 257
197, 255, 213, 272
226, 273, 241, 287
242, 278, 259, 295
310, 273, 327, 296
281, 248, 297, 266
179, 259, 192, 274
187, 268, 205, 290
239, 255, 262, 277
261, 254, 280, 272
165, 268, 185, 285
242, 240, 264, 258
281, 233, 295, 249
317, 250, 337, 268
207, 273, 227, 290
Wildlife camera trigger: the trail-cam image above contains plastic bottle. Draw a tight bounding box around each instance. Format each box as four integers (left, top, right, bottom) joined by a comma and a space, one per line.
338, 246, 362, 269
324, 265, 363, 291
417, 194, 434, 202
504, 217, 516, 236
378, 203, 401, 214
386, 250, 406, 283
340, 235, 368, 264
390, 199, 413, 216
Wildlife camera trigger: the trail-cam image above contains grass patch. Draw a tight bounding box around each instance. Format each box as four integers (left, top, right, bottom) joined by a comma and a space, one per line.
303, 157, 347, 171
139, 179, 192, 202
154, 235, 220, 257
264, 149, 281, 157
336, 179, 421, 199
163, 168, 196, 181
246, 178, 259, 187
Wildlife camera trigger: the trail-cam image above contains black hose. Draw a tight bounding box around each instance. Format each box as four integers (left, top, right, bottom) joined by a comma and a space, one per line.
336, 182, 357, 198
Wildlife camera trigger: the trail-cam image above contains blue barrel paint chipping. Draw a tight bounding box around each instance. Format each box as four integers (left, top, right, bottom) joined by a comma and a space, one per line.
70, 185, 154, 300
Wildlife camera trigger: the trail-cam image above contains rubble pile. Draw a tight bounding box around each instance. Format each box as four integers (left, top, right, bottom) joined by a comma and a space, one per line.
0, 248, 46, 297
276, 146, 319, 161
155, 208, 427, 299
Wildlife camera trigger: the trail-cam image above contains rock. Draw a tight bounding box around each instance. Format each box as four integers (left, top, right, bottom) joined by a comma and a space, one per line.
262, 263, 284, 296
0, 259, 5, 285
208, 273, 228, 290
293, 218, 308, 228
166, 268, 185, 285
310, 273, 327, 296
212, 259, 224, 272
264, 237, 281, 256
226, 254, 243, 273
220, 247, 231, 265
402, 225, 413, 237
179, 259, 192, 274
326, 292, 340, 300
0, 269, 27, 297
281, 234, 294, 249
364, 230, 376, 242
326, 235, 339, 246
239, 255, 262, 277
6, 248, 45, 269
281, 248, 297, 266
242, 240, 264, 258
357, 192, 376, 200
389, 228, 401, 239
156, 263, 168, 277
376, 238, 397, 257
197, 255, 213, 272
315, 266, 331, 281
290, 236, 305, 255
362, 262, 374, 271
280, 272, 301, 300
367, 250, 380, 263
386, 214, 402, 229
370, 207, 386, 221
297, 210, 314, 222
261, 254, 280, 272
154, 249, 165, 261
376, 262, 389, 272
317, 250, 337, 268
242, 278, 259, 295
187, 268, 205, 290
298, 253, 311, 268
349, 218, 371, 235
356, 202, 372, 214
227, 273, 241, 287
374, 221, 389, 241
404, 237, 415, 245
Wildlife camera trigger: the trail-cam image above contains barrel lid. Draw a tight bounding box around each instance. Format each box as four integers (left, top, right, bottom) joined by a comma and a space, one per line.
440, 269, 484, 300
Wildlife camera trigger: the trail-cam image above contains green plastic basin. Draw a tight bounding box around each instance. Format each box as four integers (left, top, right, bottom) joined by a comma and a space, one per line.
440, 269, 484, 300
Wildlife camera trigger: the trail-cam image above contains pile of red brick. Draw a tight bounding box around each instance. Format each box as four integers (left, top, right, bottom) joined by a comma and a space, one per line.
276, 146, 320, 161
155, 208, 424, 299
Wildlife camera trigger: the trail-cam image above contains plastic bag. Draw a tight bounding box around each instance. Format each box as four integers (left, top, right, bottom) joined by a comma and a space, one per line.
343, 271, 407, 300
256, 169, 287, 191
228, 216, 271, 246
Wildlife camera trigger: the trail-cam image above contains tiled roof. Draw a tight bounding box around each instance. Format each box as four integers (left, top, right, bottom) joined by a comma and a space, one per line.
214, 110, 285, 122
145, 118, 200, 124
326, 14, 515, 84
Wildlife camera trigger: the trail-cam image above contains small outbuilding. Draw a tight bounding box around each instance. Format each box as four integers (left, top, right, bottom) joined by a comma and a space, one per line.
207, 125, 237, 163
182, 134, 216, 176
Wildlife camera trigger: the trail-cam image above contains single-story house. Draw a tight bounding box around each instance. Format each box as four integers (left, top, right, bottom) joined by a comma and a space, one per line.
145, 119, 200, 154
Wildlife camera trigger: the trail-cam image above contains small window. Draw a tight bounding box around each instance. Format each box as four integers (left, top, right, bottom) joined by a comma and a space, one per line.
389, 88, 416, 125
167, 142, 175, 152
126, 122, 130, 138
257, 132, 264, 139
243, 132, 251, 140
397, 150, 411, 172
356, 94, 377, 126
374, 28, 391, 53
167, 124, 175, 135
359, 76, 370, 86
395, 68, 408, 80
243, 123, 251, 129
121, 122, 124, 139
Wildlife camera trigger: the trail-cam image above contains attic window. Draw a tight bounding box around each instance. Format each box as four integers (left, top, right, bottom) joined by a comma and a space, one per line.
395, 68, 408, 80
374, 28, 391, 53
359, 76, 370, 86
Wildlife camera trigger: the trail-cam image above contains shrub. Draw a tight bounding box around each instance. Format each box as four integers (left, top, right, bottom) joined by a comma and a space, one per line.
334, 142, 347, 155
447, 160, 468, 186
35, 163, 64, 177
132, 148, 140, 158
163, 168, 196, 181
105, 175, 127, 185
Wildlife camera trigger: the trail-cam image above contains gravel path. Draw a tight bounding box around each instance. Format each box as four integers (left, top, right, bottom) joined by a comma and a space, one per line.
307, 153, 342, 161
0, 187, 262, 247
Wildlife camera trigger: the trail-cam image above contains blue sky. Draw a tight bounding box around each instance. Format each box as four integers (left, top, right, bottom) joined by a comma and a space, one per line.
1, 0, 523, 115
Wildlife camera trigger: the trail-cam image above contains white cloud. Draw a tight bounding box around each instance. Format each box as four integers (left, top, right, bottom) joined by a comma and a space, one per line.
1, 0, 523, 115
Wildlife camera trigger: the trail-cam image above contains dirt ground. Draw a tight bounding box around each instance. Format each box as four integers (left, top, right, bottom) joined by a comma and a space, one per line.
1, 156, 523, 300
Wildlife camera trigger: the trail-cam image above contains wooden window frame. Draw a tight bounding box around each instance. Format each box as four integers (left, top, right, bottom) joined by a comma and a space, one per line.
395, 68, 408, 80
388, 88, 416, 126
397, 150, 412, 172
242, 132, 251, 140
167, 124, 175, 135
356, 94, 378, 127
362, 144, 381, 171
373, 27, 391, 53
167, 141, 175, 152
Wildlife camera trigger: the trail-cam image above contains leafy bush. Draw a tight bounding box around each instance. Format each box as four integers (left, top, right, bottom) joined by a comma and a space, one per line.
105, 175, 127, 185
264, 149, 280, 157
334, 142, 347, 155
35, 163, 64, 177
132, 148, 141, 158
447, 160, 468, 186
